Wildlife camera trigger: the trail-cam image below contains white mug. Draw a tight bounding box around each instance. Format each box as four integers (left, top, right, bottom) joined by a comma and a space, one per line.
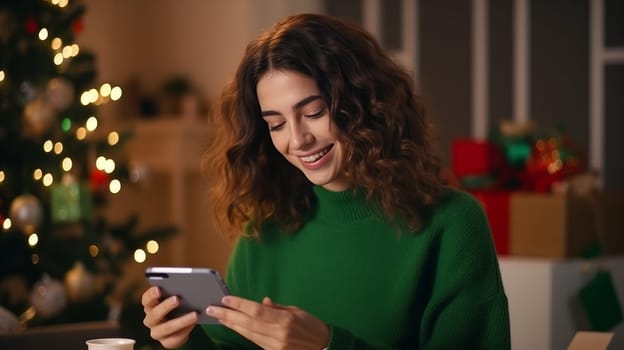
86, 338, 135, 350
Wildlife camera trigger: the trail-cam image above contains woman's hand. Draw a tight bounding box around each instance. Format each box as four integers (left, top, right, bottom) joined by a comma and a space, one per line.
141, 286, 199, 349
207, 295, 330, 350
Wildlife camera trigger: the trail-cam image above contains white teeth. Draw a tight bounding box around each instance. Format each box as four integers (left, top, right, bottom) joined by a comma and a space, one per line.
300, 147, 330, 163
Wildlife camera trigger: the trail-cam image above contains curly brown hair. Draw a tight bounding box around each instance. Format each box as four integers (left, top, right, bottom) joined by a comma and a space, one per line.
204, 13, 445, 238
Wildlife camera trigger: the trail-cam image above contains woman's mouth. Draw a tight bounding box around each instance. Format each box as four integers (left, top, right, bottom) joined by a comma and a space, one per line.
300, 144, 333, 163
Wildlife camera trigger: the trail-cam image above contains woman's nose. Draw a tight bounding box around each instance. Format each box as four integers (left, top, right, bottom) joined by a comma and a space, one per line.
289, 123, 314, 149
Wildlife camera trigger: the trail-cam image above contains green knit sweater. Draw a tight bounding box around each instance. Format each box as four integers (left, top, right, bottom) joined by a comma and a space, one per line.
180, 187, 510, 349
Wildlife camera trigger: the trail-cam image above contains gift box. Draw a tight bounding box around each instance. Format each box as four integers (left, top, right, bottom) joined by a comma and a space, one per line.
509, 192, 624, 258
576, 270, 623, 331
451, 139, 504, 178
50, 182, 93, 223
473, 191, 511, 255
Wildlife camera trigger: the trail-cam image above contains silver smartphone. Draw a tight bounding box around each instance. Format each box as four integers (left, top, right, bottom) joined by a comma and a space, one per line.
145, 267, 230, 324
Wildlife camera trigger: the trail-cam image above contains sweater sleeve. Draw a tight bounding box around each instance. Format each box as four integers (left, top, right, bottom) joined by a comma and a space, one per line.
418, 191, 510, 349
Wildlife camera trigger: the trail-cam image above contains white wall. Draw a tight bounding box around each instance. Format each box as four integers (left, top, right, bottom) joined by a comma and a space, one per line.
79, 0, 322, 119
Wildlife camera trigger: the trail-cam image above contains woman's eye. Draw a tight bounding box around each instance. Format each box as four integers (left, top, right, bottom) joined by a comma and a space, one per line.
269, 122, 285, 131
305, 107, 327, 119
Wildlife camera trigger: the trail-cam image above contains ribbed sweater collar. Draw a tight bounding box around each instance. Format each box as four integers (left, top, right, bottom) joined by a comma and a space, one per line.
312, 186, 379, 222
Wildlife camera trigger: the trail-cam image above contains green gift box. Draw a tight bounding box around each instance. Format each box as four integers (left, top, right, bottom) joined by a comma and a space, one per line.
50, 182, 93, 223
577, 270, 623, 331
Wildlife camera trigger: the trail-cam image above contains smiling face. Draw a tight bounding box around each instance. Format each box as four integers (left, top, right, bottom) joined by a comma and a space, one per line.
257, 69, 350, 191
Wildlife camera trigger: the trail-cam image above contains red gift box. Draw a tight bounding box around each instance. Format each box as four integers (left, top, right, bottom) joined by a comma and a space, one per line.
472, 191, 510, 255
451, 139, 504, 178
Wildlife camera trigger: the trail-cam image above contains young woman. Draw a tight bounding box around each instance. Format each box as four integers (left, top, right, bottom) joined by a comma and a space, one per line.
142, 13, 510, 349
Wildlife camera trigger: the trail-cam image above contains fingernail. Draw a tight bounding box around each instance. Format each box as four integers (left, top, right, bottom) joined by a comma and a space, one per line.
206, 307, 215, 315
169, 296, 179, 305
221, 296, 231, 306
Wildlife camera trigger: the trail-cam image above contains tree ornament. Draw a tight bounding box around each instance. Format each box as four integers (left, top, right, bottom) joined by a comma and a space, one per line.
9, 194, 43, 234
19, 80, 39, 104
71, 17, 84, 34
0, 9, 17, 43
50, 174, 93, 223
128, 161, 151, 183
0, 275, 29, 309
89, 168, 110, 193
24, 15, 38, 34
23, 98, 55, 137
29, 274, 67, 319
64, 261, 97, 302
45, 77, 75, 110
0, 305, 19, 332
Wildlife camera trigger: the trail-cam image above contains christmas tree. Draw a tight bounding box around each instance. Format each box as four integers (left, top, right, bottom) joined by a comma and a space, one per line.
0, 0, 176, 334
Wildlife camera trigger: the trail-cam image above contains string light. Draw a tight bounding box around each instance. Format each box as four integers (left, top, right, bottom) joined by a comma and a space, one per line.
62, 45, 73, 58
80, 92, 89, 105
0, 70, 5, 82
62, 157, 73, 171
89, 245, 99, 257
96, 156, 107, 170
3, 218, 12, 230
53, 142, 63, 154
108, 131, 119, 146
146, 240, 159, 254
51, 38, 62, 50
33, 169, 43, 180
80, 84, 123, 106
100, 83, 112, 97
71, 44, 80, 56
109, 179, 121, 194
110, 86, 123, 101
80, 89, 98, 105
76, 127, 87, 140
89, 88, 98, 103
104, 159, 115, 174
54, 53, 63, 65
31, 254, 39, 264
50, 0, 69, 7
42, 173, 54, 187
38, 28, 48, 40
28, 233, 39, 247
0, 170, 4, 183
61, 118, 72, 132
43, 140, 54, 152
86, 116, 98, 131
134, 249, 146, 263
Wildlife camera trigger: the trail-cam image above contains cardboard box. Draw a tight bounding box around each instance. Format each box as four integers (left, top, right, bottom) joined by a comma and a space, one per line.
567, 331, 613, 350
510, 192, 624, 258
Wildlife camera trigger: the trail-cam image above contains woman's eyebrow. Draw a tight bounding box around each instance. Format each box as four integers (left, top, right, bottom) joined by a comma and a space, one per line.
261, 95, 323, 117
293, 95, 323, 109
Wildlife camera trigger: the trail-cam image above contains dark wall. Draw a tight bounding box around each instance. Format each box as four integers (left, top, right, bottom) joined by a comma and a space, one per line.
325, 0, 622, 190
605, 65, 624, 189
419, 0, 472, 166
530, 0, 589, 165
489, 0, 513, 128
